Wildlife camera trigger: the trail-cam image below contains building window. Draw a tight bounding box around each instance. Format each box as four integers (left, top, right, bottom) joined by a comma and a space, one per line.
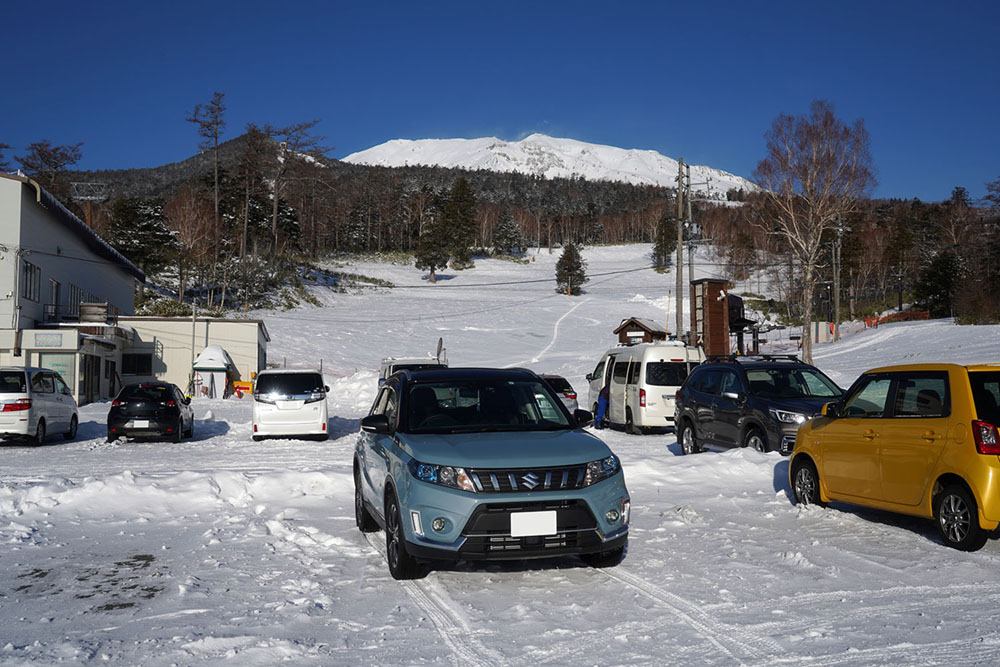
21, 261, 41, 302
68, 284, 84, 316
122, 353, 153, 375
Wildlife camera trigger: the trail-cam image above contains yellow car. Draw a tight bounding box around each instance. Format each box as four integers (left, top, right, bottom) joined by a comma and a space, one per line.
790, 363, 1000, 551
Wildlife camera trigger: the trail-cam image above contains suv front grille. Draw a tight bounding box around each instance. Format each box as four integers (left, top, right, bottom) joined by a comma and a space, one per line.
466, 465, 587, 493
459, 499, 600, 557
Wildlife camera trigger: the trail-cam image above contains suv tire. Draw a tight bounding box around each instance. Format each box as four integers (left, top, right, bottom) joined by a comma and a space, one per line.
935, 484, 988, 551
385, 491, 420, 580
679, 422, 700, 455
744, 427, 768, 453
791, 459, 825, 507
354, 466, 378, 533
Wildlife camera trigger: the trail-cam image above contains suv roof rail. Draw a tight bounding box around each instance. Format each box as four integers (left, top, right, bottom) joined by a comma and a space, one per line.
705, 354, 803, 364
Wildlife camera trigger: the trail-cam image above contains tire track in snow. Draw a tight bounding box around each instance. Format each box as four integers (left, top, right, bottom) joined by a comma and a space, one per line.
364, 533, 502, 667
602, 567, 780, 663
758, 635, 1000, 666
505, 298, 589, 368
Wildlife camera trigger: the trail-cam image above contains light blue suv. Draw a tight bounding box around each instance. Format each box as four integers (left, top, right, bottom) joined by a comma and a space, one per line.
354, 367, 631, 579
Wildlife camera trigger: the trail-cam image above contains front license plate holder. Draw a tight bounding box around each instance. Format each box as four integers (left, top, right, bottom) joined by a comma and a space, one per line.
510, 510, 557, 537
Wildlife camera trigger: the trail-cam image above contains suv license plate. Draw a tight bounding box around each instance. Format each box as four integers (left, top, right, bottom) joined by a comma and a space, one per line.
510, 511, 557, 537
132, 419, 150, 428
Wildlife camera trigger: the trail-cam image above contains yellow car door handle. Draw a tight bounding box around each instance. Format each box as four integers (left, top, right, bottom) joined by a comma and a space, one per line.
922, 431, 943, 441
863, 430, 879, 439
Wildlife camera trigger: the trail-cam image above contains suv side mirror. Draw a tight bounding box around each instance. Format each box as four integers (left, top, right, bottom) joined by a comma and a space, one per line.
822, 401, 840, 418
361, 414, 391, 435
574, 409, 593, 427
183, 396, 192, 405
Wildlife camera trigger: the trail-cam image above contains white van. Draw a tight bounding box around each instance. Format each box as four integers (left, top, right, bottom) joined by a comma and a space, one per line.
0, 367, 79, 444
252, 369, 329, 441
586, 342, 704, 433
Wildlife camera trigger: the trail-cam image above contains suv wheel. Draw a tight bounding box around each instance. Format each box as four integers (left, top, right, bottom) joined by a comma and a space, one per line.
354, 466, 378, 533
171, 418, 183, 443
744, 427, 768, 453
32, 420, 46, 446
791, 459, 825, 507
385, 491, 420, 580
679, 422, 700, 455
935, 485, 988, 551
581, 542, 626, 568
65, 415, 78, 441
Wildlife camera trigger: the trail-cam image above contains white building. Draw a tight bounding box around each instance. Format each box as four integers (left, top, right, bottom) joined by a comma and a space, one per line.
0, 173, 268, 404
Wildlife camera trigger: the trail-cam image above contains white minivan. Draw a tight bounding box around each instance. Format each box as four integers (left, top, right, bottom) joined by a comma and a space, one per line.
586, 342, 704, 433
252, 369, 329, 441
0, 367, 79, 444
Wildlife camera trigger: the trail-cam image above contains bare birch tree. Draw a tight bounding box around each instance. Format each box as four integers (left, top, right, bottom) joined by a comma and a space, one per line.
753, 100, 876, 363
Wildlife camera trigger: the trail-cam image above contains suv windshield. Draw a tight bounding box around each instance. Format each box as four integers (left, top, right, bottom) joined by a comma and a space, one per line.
0, 371, 26, 393
407, 379, 570, 433
746, 367, 840, 398
255, 373, 325, 397
120, 385, 173, 401
646, 362, 690, 387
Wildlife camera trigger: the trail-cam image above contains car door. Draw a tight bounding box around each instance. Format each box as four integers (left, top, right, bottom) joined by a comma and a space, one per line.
53, 373, 77, 426
690, 369, 722, 442
879, 371, 951, 506
711, 368, 745, 447
608, 357, 630, 425
625, 359, 641, 422
360, 383, 398, 517
818, 374, 892, 500
34, 372, 62, 432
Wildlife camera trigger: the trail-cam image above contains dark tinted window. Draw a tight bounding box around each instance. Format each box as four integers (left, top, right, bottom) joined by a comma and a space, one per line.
543, 376, 573, 393
391, 363, 442, 373
0, 371, 26, 393
31, 373, 54, 393
970, 371, 1000, 426
894, 373, 949, 417
612, 360, 628, 382
746, 367, 840, 398
646, 362, 689, 387
120, 385, 173, 401
255, 373, 325, 397
699, 370, 724, 395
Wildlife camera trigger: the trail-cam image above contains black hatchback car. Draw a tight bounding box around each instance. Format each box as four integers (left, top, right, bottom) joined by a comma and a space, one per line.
107, 383, 195, 443
674, 355, 842, 455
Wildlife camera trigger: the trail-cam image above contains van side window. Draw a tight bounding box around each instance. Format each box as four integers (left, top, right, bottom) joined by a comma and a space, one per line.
613, 360, 629, 383
32, 373, 54, 393
54, 374, 72, 395
627, 362, 640, 384
893, 373, 949, 418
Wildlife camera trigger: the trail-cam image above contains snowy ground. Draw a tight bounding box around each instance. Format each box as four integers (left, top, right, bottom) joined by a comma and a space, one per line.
3, 245, 1000, 665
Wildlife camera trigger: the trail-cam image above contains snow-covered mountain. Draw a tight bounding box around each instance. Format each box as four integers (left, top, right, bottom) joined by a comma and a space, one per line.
343, 133, 755, 200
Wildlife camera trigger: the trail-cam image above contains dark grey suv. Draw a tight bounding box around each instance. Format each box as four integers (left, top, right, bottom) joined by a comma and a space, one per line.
673, 355, 842, 455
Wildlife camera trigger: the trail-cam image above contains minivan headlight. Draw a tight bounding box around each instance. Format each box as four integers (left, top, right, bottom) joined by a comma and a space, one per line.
770, 409, 807, 424
408, 459, 476, 493
583, 454, 621, 486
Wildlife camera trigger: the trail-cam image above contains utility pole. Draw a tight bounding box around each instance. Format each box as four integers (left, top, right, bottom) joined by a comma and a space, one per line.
675, 158, 685, 340
686, 165, 694, 292
833, 222, 842, 341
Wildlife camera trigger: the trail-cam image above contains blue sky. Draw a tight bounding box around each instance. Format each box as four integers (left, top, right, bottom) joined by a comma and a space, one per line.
4, 0, 997, 201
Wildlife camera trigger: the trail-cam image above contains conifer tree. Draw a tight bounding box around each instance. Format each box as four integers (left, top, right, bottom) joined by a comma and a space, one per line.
415, 212, 451, 283
652, 210, 676, 273
106, 197, 179, 298
443, 177, 478, 269
492, 209, 524, 256
555, 243, 588, 295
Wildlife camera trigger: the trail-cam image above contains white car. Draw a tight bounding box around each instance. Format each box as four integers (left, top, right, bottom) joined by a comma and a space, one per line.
0, 367, 79, 444
252, 369, 329, 441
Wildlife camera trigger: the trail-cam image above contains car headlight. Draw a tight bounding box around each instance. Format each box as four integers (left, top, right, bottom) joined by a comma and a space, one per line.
408, 459, 476, 493
583, 454, 621, 486
770, 409, 807, 424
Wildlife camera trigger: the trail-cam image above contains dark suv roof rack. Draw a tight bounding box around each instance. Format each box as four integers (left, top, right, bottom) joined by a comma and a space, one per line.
704, 354, 803, 364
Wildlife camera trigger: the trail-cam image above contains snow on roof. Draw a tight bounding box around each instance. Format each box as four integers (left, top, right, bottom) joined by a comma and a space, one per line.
193, 344, 236, 371
614, 317, 666, 334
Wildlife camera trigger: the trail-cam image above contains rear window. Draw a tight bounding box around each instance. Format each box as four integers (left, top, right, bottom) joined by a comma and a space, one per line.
970, 371, 1000, 426
255, 373, 325, 397
120, 385, 173, 401
543, 377, 573, 393
0, 371, 26, 393
646, 362, 690, 387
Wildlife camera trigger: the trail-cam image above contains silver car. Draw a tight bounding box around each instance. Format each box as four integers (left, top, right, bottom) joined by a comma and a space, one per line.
0, 367, 79, 444
541, 374, 579, 413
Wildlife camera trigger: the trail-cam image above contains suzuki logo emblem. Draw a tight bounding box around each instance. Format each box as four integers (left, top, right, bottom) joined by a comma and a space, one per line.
521, 472, 540, 490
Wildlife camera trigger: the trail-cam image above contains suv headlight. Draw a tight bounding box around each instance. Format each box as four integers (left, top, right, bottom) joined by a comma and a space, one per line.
583, 454, 621, 486
408, 459, 476, 493
770, 409, 807, 424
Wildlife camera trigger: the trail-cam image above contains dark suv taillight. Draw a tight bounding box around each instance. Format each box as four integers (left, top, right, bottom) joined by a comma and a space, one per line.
973, 420, 1000, 455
